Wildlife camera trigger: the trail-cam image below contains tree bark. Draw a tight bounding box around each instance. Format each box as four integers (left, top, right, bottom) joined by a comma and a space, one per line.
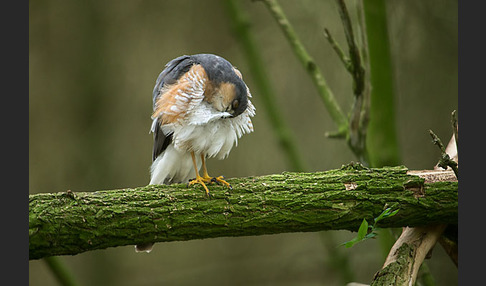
369, 134, 459, 286
370, 225, 447, 286
29, 165, 457, 260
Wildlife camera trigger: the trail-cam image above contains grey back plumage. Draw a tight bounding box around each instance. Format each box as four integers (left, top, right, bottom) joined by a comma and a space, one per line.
151, 55, 193, 161
152, 55, 193, 107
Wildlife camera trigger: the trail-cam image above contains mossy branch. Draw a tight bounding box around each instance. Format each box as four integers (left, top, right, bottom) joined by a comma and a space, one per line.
29, 165, 457, 260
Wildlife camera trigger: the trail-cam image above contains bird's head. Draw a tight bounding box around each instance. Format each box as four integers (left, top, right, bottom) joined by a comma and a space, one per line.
196, 54, 249, 118
214, 79, 248, 118
204, 80, 248, 118
230, 80, 249, 117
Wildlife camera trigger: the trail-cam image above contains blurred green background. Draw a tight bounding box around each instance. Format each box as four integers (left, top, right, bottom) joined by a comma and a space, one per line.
29, 0, 457, 285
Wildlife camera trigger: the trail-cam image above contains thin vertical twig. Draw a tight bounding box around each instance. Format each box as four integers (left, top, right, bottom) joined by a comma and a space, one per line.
320, 0, 370, 163
354, 0, 372, 166
223, 0, 307, 171
333, 0, 369, 164
429, 129, 459, 178
335, 0, 365, 97
323, 28, 352, 72
260, 0, 374, 164
260, 0, 348, 136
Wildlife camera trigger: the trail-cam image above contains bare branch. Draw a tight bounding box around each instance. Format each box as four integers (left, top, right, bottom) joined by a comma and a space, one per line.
323, 28, 352, 72
260, 0, 348, 133
371, 225, 447, 285
451, 110, 458, 149
429, 129, 459, 178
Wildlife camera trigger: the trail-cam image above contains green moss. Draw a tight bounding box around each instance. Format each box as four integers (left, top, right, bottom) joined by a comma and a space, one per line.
29, 167, 457, 259
371, 243, 415, 285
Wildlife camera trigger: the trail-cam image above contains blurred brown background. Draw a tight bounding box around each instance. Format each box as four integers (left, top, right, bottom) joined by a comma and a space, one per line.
29, 0, 457, 285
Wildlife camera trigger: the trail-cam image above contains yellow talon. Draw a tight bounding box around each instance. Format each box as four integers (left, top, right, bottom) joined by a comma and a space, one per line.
188, 176, 211, 196
212, 176, 232, 189
189, 152, 232, 196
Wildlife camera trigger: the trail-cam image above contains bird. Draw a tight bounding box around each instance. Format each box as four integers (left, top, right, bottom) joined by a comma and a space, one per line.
135, 54, 255, 252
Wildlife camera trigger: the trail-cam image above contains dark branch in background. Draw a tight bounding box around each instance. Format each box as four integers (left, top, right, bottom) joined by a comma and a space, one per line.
334, 0, 365, 96
259, 0, 348, 136
327, 0, 369, 163
323, 28, 352, 72
29, 166, 457, 260
260, 0, 371, 164
223, 0, 307, 171
438, 234, 458, 267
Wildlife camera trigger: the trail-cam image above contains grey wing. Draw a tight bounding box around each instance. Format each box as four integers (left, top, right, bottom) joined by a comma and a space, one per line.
151, 55, 195, 161
152, 55, 194, 107
151, 120, 173, 161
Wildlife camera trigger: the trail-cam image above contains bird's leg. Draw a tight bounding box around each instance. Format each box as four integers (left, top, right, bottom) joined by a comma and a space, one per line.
188, 152, 233, 195
200, 153, 212, 181
200, 154, 232, 189
188, 151, 211, 196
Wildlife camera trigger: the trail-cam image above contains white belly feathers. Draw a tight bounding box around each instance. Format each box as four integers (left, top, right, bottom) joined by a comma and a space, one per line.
149, 101, 255, 185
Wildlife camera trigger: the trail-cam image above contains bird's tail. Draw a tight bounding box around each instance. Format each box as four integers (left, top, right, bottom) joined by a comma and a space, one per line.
135, 242, 154, 253
135, 145, 200, 253
149, 144, 199, 185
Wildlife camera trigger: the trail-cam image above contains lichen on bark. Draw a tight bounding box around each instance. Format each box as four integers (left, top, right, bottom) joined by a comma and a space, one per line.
29, 165, 457, 260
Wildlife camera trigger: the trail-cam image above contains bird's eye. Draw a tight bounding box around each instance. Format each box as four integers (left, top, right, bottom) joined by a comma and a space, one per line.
232, 99, 239, 110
